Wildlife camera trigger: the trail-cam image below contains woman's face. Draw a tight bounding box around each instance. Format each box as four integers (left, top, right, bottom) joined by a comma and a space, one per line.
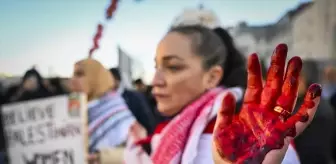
23, 76, 39, 91
71, 64, 89, 94
152, 32, 222, 116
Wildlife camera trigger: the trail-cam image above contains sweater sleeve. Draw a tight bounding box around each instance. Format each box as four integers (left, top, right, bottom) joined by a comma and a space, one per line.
99, 147, 125, 164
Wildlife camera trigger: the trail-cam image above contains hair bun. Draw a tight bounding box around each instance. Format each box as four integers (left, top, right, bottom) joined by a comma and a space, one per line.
171, 8, 221, 29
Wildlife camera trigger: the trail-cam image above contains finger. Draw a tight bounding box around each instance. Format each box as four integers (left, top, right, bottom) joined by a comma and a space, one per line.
260, 44, 288, 109
88, 154, 98, 160
243, 53, 263, 104
274, 56, 302, 120
283, 84, 322, 136
213, 92, 237, 162
215, 92, 236, 128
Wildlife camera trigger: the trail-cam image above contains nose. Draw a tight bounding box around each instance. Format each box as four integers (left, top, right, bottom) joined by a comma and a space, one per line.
69, 78, 77, 91
152, 69, 165, 87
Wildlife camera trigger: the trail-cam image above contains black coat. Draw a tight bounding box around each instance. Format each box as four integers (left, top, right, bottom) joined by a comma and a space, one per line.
330, 91, 336, 110
121, 89, 157, 134
294, 96, 335, 164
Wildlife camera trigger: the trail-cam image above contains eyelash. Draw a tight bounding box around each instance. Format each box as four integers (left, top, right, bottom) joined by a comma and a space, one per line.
75, 72, 84, 77
154, 64, 183, 73
167, 66, 180, 71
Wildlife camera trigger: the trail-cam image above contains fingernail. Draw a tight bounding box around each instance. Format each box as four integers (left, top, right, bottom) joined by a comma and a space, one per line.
289, 56, 302, 73
275, 43, 288, 54
307, 83, 322, 99
224, 92, 236, 103
221, 93, 236, 114
248, 53, 260, 72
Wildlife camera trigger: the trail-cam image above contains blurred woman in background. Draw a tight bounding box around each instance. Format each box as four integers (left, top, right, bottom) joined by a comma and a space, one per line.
71, 58, 135, 163
11, 68, 52, 102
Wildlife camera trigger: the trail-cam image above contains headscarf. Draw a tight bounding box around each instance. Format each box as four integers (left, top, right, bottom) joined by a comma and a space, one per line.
75, 58, 115, 101
77, 59, 135, 152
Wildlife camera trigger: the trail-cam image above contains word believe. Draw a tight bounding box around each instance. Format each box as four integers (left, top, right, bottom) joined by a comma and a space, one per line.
3, 104, 54, 127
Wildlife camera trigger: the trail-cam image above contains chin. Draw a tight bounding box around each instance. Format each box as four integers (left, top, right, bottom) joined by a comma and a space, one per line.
157, 104, 179, 117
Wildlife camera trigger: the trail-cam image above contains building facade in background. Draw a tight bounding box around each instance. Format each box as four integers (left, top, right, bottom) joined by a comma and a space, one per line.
228, 2, 310, 67
293, 0, 336, 60
229, 0, 336, 66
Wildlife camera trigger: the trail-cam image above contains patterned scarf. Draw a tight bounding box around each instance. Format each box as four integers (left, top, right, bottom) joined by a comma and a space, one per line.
88, 91, 134, 152
150, 88, 223, 163
124, 87, 244, 164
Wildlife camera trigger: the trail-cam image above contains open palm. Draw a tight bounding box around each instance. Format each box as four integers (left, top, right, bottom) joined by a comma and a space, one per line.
213, 44, 322, 164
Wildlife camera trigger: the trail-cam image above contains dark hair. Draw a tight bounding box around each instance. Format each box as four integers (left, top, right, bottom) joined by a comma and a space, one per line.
14, 68, 52, 102
169, 25, 246, 88
213, 27, 247, 88
133, 78, 144, 85
21, 68, 46, 90
169, 25, 226, 71
109, 67, 121, 81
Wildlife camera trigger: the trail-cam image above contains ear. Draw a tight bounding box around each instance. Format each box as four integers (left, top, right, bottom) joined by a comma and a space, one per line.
203, 65, 223, 89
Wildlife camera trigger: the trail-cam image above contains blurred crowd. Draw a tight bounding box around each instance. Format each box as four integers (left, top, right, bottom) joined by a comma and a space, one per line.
0, 65, 164, 160
1, 27, 336, 164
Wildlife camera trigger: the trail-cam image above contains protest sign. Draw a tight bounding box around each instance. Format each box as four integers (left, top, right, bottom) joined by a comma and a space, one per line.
1, 93, 88, 164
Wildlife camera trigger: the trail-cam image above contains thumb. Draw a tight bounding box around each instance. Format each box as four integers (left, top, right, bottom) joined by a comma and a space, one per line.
215, 92, 236, 130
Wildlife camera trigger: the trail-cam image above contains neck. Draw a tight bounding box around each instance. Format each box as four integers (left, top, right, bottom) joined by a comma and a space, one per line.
159, 89, 213, 120
88, 89, 111, 101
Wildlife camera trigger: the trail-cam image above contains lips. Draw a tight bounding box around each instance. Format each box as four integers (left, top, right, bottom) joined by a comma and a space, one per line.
153, 93, 169, 100
152, 90, 170, 101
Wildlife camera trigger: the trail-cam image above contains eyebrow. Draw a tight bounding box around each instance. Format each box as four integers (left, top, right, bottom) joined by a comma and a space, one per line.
155, 55, 184, 63
74, 69, 84, 75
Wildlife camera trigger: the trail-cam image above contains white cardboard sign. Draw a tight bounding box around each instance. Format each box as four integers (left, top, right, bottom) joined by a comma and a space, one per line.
1, 93, 87, 164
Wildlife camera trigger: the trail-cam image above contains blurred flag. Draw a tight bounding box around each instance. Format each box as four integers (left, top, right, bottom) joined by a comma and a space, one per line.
117, 46, 133, 89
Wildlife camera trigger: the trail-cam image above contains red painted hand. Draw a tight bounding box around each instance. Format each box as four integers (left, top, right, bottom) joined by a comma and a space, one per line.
212, 44, 322, 164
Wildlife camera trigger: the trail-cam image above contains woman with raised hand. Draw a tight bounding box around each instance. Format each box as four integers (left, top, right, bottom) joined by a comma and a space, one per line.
124, 25, 319, 164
